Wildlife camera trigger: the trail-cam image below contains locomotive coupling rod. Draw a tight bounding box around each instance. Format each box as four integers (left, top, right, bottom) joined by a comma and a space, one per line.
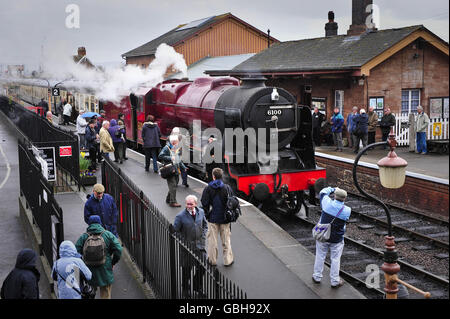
390, 275, 431, 298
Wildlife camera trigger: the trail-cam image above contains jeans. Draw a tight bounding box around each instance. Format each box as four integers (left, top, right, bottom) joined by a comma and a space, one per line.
313, 240, 345, 286
416, 132, 427, 153
144, 147, 159, 172
166, 175, 178, 204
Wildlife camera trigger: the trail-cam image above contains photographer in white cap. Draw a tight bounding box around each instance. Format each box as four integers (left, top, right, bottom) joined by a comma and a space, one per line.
312, 186, 351, 288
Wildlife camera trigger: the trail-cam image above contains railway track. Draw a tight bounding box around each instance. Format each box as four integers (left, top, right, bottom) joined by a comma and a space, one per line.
263, 204, 449, 299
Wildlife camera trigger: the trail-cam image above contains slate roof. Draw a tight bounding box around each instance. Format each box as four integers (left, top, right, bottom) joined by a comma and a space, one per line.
167, 53, 255, 80
122, 13, 274, 58
210, 25, 431, 74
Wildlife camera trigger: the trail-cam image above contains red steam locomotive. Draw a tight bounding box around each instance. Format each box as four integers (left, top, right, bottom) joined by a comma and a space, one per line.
103, 76, 326, 214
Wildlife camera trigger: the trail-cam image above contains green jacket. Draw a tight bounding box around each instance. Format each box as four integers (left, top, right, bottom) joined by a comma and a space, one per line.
416, 112, 430, 133
75, 223, 122, 287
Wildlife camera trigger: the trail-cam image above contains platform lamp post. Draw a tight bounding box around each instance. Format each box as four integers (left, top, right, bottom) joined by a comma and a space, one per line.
352, 129, 407, 299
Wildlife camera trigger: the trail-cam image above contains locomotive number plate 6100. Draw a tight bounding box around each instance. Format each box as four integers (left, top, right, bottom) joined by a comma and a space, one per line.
267, 109, 282, 116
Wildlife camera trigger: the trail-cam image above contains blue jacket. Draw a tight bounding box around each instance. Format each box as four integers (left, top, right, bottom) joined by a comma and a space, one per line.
331, 113, 344, 133
200, 179, 229, 224
84, 193, 119, 237
319, 187, 351, 243
1, 249, 40, 299
346, 113, 358, 133
141, 121, 161, 148
354, 113, 369, 135
173, 207, 208, 252
51, 241, 92, 299
108, 119, 125, 144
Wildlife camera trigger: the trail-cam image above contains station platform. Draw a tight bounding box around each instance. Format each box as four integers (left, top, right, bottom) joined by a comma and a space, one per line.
118, 149, 366, 299
315, 145, 449, 182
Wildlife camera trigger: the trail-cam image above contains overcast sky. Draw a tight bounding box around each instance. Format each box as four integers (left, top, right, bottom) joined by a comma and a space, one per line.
0, 0, 448, 70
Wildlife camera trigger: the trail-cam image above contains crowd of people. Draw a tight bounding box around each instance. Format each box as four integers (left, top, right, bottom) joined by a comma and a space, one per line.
313, 105, 430, 155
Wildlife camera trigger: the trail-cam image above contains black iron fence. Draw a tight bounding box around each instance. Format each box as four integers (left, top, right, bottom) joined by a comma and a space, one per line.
18, 139, 64, 268
0, 96, 80, 192
102, 157, 247, 299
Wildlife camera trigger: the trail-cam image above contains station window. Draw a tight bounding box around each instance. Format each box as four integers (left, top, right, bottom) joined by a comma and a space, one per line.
401, 89, 420, 114
334, 90, 344, 113
369, 97, 384, 121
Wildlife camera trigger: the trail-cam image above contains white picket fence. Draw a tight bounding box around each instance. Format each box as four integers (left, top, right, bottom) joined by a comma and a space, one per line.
393, 113, 449, 146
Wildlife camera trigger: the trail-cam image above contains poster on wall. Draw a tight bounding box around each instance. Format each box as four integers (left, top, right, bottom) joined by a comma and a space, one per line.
430, 98, 443, 118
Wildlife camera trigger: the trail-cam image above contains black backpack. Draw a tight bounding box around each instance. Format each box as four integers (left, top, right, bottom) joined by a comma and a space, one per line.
82, 231, 107, 266
224, 185, 241, 223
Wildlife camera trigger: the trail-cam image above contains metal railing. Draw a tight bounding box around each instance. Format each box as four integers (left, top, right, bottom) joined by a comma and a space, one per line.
18, 139, 64, 268
0, 96, 80, 191
102, 157, 247, 299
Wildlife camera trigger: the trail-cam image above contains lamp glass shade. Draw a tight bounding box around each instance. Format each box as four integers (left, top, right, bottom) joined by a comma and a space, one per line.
378, 166, 406, 189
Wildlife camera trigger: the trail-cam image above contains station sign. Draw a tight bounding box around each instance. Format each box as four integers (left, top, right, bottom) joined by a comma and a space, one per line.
59, 146, 72, 157
52, 87, 60, 97
31, 146, 56, 181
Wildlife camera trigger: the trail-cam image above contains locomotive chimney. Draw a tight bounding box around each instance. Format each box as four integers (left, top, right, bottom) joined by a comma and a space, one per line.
325, 11, 338, 37
77, 47, 86, 57
240, 77, 267, 89
347, 0, 376, 36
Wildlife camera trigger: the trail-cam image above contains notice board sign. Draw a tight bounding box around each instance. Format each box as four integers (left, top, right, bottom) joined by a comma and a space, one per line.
59, 146, 72, 157
30, 146, 56, 181
38, 147, 56, 181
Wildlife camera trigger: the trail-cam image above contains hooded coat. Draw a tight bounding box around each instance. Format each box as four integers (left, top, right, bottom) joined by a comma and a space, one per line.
84, 193, 119, 237
1, 249, 40, 299
141, 121, 161, 148
51, 241, 92, 299
108, 119, 125, 144
200, 179, 229, 224
75, 221, 122, 287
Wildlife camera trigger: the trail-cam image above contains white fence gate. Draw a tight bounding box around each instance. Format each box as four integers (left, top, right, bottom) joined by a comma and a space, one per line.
393, 113, 449, 146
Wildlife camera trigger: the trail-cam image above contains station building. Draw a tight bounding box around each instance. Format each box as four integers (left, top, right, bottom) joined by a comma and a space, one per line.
122, 13, 277, 73
207, 1, 449, 129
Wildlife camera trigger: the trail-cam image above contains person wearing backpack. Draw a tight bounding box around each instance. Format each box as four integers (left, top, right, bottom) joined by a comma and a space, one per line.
312, 187, 351, 288
75, 215, 122, 299
51, 240, 92, 299
200, 168, 234, 267
84, 183, 119, 237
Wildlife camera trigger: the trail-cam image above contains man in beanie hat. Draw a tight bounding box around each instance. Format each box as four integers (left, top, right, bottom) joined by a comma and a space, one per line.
75, 215, 122, 299
312, 187, 351, 288
84, 184, 119, 237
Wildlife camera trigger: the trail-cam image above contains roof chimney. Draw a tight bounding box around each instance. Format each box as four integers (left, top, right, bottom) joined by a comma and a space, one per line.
325, 11, 338, 37
347, 0, 376, 36
77, 47, 86, 57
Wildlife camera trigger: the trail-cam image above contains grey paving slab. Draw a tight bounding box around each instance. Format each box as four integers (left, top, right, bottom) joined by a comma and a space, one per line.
316, 145, 449, 181
118, 150, 366, 299
54, 192, 148, 299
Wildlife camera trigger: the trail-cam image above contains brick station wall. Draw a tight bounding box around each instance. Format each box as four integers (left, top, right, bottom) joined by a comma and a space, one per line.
315, 156, 449, 219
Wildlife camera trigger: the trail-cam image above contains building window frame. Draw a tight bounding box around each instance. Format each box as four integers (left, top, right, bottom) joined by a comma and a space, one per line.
401, 89, 421, 114
334, 90, 344, 113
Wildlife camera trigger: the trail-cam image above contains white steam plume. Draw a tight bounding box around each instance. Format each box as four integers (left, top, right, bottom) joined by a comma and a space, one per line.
39, 43, 187, 103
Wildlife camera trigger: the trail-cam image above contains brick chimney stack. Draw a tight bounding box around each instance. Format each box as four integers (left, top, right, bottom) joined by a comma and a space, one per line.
325, 11, 338, 37
77, 47, 86, 57
347, 0, 376, 36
